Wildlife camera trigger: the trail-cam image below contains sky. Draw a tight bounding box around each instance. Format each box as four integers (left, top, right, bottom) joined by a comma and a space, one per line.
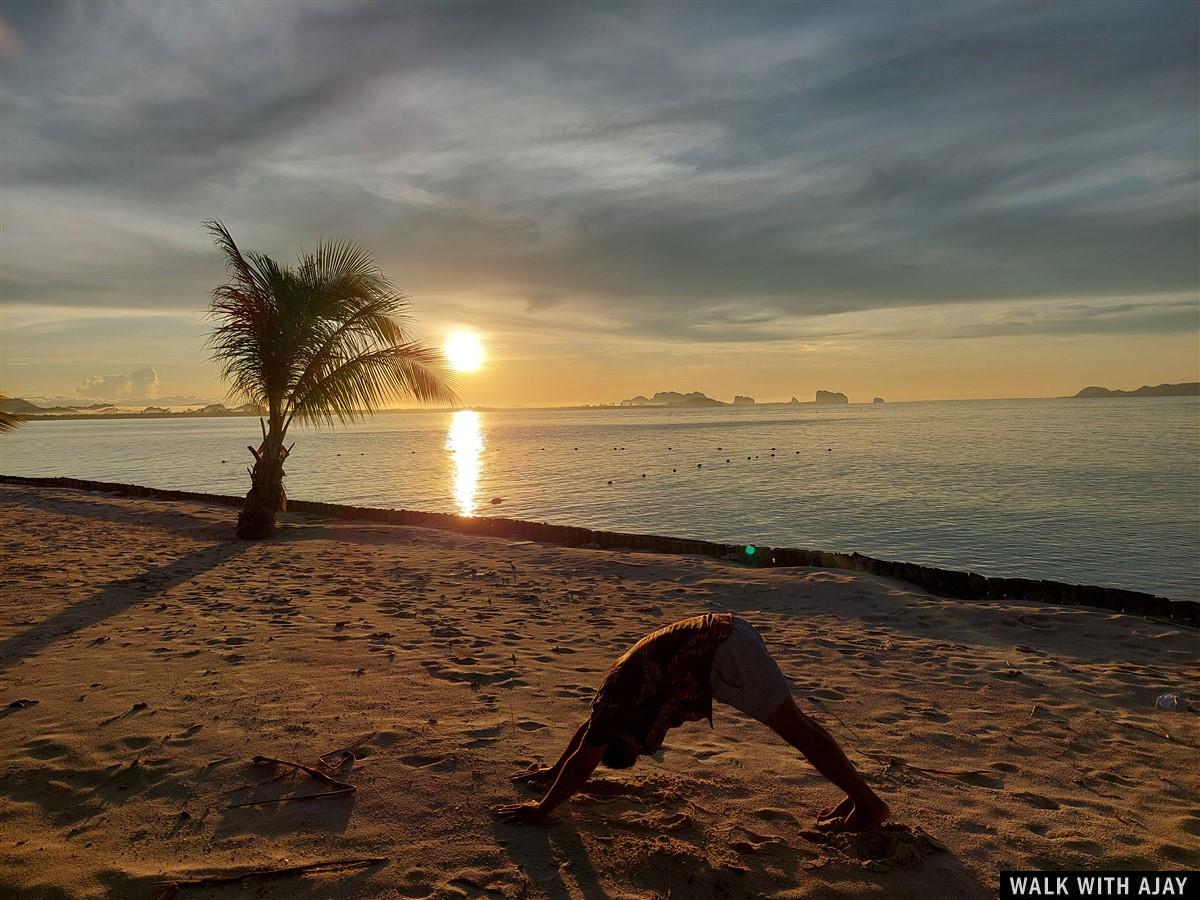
1, 0, 1197, 408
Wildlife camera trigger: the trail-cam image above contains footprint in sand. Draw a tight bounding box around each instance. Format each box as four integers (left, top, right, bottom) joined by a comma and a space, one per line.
400, 753, 457, 771
464, 724, 504, 747
801, 823, 947, 872
755, 807, 801, 826
728, 824, 788, 854
421, 662, 525, 688
23, 737, 69, 760
617, 810, 697, 833
957, 771, 1005, 789
1014, 791, 1060, 810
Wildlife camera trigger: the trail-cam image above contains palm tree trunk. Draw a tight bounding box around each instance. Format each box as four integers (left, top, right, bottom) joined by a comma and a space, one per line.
237, 418, 288, 539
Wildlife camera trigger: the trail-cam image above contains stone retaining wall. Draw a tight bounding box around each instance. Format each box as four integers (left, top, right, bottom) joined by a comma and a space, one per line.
3, 474, 1194, 627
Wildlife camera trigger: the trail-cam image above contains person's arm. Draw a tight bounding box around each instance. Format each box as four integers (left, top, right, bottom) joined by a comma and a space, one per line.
510, 720, 589, 784
494, 740, 606, 824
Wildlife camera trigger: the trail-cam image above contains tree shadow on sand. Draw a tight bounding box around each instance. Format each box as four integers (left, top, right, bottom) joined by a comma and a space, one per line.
3, 487, 237, 540
0, 539, 252, 674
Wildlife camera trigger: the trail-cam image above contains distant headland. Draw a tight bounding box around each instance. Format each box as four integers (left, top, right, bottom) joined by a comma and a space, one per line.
1073, 383, 1199, 399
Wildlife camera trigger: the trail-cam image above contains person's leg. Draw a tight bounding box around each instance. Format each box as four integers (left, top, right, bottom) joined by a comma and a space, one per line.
763, 696, 890, 830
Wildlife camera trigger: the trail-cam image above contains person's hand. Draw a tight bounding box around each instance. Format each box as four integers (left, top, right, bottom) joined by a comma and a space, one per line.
493, 801, 549, 825
510, 765, 555, 784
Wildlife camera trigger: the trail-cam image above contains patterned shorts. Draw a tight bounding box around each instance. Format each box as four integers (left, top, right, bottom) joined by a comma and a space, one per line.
710, 616, 792, 723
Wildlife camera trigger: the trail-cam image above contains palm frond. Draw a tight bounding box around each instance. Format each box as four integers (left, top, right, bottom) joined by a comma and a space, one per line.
205, 223, 456, 431
0, 396, 23, 434
288, 343, 457, 428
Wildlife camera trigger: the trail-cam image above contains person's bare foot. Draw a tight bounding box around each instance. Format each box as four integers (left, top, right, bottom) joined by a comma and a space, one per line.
817, 794, 890, 832
844, 794, 890, 831
816, 796, 853, 823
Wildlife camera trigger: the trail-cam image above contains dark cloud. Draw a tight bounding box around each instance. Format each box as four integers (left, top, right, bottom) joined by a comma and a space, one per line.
0, 0, 1195, 341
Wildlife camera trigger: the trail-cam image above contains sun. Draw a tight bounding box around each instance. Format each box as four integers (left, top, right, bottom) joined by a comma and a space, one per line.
445, 330, 485, 373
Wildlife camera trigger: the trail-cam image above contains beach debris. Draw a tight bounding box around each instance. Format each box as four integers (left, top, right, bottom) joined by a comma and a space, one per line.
4, 698, 38, 709
153, 856, 387, 898
99, 701, 149, 726
93, 758, 142, 792
1154, 692, 1186, 711
857, 751, 990, 781
318, 731, 377, 770
225, 754, 357, 808
490, 497, 504, 504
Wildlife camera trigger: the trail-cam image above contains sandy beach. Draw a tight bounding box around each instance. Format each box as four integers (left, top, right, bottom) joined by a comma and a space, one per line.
1, 483, 1197, 899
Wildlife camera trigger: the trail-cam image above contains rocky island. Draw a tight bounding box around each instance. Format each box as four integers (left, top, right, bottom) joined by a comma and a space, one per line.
619, 391, 725, 407
815, 390, 849, 404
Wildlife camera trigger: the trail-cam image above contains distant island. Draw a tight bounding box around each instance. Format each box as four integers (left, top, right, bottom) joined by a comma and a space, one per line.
619, 391, 725, 407
815, 390, 848, 404
0, 398, 119, 415
1073, 383, 1199, 399
0, 398, 266, 420
618, 389, 854, 407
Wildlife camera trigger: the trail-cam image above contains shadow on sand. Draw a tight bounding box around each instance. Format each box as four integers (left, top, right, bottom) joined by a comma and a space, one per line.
0, 539, 251, 674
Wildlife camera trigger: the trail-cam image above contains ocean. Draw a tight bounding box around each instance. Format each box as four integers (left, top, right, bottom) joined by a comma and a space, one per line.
2, 397, 1197, 599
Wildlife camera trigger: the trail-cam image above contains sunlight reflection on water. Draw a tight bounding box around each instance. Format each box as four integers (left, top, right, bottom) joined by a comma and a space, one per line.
445, 409, 484, 516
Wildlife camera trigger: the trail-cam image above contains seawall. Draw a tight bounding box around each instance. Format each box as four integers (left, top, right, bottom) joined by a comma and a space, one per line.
2, 474, 1194, 627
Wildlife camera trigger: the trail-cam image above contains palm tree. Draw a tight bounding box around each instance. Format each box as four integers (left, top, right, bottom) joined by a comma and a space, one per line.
0, 396, 23, 433
205, 220, 456, 539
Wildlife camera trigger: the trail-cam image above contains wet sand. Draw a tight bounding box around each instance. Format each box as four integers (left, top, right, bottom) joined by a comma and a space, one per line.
0, 483, 1197, 898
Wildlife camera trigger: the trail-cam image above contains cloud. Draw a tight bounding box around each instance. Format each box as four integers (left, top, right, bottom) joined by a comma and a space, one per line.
0, 0, 1194, 348
76, 366, 160, 400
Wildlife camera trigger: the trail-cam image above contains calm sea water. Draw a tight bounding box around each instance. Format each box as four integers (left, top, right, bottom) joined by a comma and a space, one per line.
2, 398, 1197, 599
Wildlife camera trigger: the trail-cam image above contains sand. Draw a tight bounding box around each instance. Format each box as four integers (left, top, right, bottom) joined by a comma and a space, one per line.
0, 483, 1197, 899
